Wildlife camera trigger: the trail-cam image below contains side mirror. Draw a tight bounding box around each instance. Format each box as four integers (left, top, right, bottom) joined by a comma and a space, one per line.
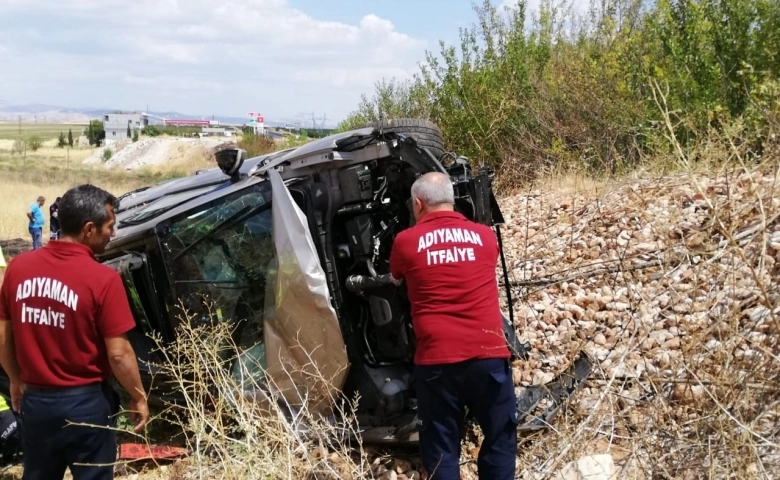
215, 148, 247, 180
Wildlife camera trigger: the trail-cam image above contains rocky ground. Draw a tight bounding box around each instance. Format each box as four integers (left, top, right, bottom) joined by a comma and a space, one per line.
489, 167, 780, 479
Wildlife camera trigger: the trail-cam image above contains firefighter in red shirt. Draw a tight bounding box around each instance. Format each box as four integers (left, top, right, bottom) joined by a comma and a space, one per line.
390, 172, 517, 480
0, 184, 149, 480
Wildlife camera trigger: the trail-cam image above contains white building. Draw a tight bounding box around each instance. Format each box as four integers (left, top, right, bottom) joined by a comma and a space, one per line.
103, 112, 148, 145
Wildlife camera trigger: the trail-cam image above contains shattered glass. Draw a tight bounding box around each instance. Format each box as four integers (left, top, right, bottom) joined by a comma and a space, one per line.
160, 183, 275, 388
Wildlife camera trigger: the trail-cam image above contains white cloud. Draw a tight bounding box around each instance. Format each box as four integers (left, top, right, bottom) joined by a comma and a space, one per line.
0, 0, 427, 123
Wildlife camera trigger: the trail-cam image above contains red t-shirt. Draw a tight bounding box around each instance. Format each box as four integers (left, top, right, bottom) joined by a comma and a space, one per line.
390, 211, 510, 365
0, 241, 136, 387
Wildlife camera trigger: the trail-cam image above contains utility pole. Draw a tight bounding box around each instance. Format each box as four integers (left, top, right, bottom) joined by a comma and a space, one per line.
18, 115, 21, 134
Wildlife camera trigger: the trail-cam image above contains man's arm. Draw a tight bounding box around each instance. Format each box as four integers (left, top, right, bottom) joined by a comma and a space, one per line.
389, 232, 407, 285
98, 274, 149, 432
105, 335, 148, 433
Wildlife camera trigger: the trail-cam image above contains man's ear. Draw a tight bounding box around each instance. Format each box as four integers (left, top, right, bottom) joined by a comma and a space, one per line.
83, 222, 96, 238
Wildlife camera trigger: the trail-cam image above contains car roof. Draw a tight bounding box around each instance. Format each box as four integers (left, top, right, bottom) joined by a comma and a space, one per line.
116, 147, 296, 214
108, 174, 272, 249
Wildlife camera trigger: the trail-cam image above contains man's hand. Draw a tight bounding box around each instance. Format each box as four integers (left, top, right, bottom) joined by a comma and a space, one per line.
390, 274, 404, 286
10, 381, 24, 413
105, 334, 148, 433
128, 395, 149, 433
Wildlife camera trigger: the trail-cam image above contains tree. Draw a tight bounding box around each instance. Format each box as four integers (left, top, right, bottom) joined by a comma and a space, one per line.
142, 125, 160, 136
87, 120, 105, 146
26, 136, 43, 152
57, 132, 67, 148
132, 128, 139, 142
67, 129, 74, 147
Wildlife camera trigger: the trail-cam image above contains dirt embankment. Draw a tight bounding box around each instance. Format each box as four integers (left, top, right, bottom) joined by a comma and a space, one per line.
83, 137, 235, 170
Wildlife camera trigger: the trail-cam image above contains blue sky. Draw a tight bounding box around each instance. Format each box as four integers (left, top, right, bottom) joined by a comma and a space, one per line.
0, 0, 583, 125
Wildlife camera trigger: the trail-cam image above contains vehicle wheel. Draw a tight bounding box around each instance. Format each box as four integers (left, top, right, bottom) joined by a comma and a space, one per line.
365, 118, 446, 161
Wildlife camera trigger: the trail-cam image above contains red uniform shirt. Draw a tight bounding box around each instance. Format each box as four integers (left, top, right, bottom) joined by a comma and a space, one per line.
390, 211, 510, 365
0, 241, 136, 387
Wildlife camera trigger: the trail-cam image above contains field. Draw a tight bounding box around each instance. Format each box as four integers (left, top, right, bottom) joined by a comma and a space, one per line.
0, 123, 213, 242
0, 122, 87, 141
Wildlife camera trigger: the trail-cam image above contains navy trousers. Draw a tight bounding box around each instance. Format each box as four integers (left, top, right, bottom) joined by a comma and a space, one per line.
415, 358, 518, 480
19, 382, 119, 480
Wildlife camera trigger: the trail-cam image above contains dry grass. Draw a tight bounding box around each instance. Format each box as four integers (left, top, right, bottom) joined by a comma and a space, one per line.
127, 310, 376, 480
0, 134, 229, 241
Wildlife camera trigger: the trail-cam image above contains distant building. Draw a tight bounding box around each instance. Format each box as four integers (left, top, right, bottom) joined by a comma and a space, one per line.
103, 112, 148, 145
199, 127, 232, 138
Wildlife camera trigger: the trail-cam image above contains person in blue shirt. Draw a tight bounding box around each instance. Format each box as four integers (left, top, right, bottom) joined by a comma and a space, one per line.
26, 196, 46, 250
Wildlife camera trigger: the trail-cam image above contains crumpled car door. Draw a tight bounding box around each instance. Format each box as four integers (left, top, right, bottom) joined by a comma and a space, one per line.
263, 169, 350, 414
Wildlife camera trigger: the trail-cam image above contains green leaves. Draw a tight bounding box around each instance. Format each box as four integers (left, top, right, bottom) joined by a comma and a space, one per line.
341, 0, 780, 181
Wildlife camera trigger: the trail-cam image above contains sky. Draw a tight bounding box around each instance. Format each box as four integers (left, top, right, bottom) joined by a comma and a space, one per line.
0, 0, 587, 125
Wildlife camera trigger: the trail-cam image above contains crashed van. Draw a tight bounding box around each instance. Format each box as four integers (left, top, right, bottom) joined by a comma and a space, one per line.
2, 120, 591, 443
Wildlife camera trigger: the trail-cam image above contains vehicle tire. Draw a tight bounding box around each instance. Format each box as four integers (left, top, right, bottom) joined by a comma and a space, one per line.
365, 118, 446, 161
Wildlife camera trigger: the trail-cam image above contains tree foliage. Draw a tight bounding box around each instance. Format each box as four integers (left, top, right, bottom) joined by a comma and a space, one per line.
26, 136, 43, 152
87, 120, 105, 147
340, 0, 780, 180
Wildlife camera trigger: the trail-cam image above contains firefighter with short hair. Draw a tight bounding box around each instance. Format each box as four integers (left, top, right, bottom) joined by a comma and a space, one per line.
390, 172, 517, 480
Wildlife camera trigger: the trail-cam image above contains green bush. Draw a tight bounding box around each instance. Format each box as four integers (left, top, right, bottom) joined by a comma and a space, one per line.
102, 148, 112, 161
26, 136, 43, 152
238, 132, 277, 157
341, 0, 780, 182
142, 125, 160, 137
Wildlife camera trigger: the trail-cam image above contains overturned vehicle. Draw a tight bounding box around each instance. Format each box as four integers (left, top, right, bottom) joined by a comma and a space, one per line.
34, 120, 594, 442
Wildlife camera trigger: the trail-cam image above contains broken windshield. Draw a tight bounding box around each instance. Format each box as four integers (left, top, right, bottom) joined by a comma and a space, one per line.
159, 182, 274, 357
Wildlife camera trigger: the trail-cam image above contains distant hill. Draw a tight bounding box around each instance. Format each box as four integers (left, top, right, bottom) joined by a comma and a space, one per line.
0, 102, 261, 126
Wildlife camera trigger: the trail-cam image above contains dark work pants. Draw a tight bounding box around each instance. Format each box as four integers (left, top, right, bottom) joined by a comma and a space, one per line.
19, 382, 119, 480
415, 358, 518, 480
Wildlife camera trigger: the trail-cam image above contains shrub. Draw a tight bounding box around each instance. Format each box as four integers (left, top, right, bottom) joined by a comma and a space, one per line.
26, 136, 43, 152
142, 125, 160, 137
11, 139, 24, 155
102, 148, 112, 161
238, 132, 277, 157
341, 0, 780, 183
